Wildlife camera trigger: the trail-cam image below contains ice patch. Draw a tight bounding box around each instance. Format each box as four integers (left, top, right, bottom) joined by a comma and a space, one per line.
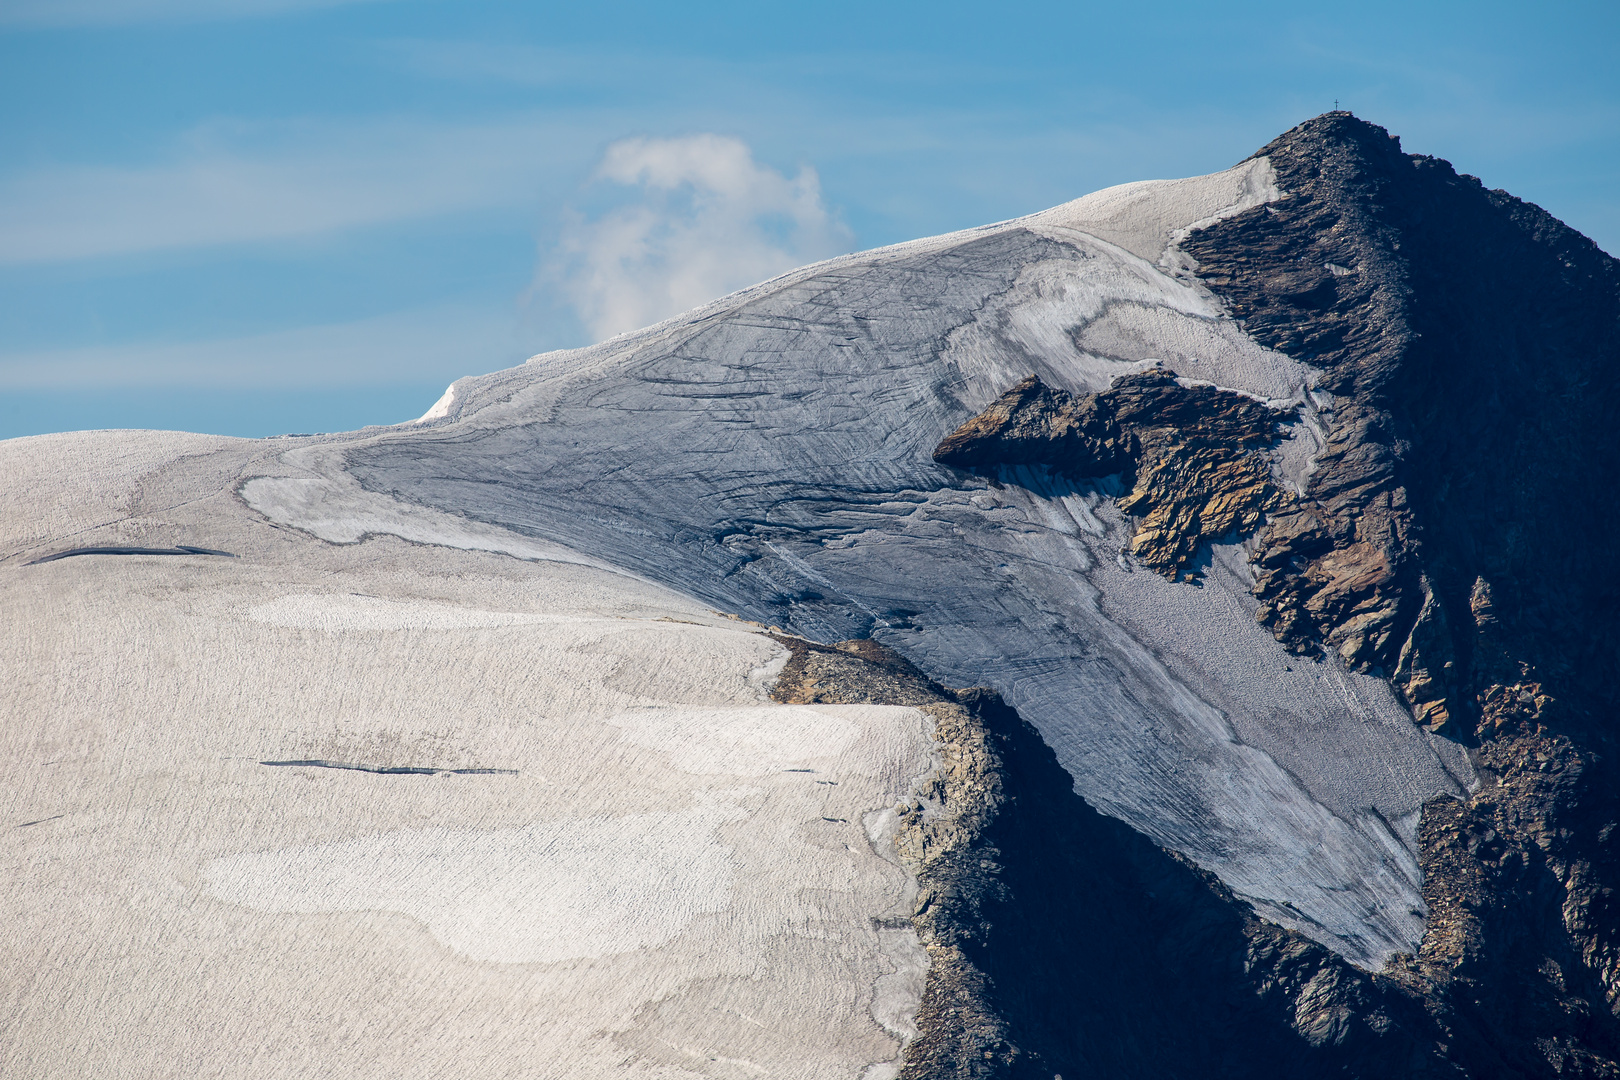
240, 450, 620, 574
1071, 300, 1315, 403
204, 799, 746, 964
869, 922, 928, 1041
414, 383, 456, 423
606, 705, 866, 775
1032, 157, 1279, 265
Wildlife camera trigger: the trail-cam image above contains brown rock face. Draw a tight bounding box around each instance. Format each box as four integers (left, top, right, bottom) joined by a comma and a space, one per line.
934, 366, 1444, 726
934, 369, 1290, 580
928, 113, 1620, 1077
1188, 113, 1620, 1079
767, 635, 1457, 1079
1184, 114, 1620, 738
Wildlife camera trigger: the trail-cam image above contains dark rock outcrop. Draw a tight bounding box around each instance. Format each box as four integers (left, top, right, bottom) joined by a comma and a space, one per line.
934, 369, 1292, 580
771, 636, 1460, 1079
930, 112, 1620, 1077
1189, 114, 1620, 1079
1185, 112, 1620, 738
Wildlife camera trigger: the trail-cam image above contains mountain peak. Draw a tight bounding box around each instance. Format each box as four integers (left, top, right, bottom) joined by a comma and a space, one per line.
11, 116, 1620, 1079
1260, 110, 1407, 164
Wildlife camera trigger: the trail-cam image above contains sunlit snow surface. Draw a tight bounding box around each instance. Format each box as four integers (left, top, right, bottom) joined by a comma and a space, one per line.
207, 801, 748, 965
1, 436, 935, 1078
245, 157, 1473, 967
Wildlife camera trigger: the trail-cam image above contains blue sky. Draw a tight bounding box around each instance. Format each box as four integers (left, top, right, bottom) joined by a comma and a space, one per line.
2, 0, 1615, 439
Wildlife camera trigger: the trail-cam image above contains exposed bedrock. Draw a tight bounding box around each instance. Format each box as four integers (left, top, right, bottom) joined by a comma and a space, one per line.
1182, 114, 1620, 1078
933, 369, 1292, 580
1183, 113, 1620, 738
775, 637, 1464, 1078
928, 111, 1620, 1076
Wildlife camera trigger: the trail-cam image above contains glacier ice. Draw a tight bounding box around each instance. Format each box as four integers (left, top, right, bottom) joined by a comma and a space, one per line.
243, 159, 1474, 967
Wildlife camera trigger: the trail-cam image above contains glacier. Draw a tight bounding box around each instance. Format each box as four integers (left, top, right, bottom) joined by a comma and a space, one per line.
239, 155, 1473, 967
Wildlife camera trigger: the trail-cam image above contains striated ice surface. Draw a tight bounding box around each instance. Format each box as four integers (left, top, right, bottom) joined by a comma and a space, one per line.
245, 160, 1473, 968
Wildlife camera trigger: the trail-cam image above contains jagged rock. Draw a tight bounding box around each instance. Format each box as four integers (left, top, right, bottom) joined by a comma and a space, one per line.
931, 111, 1620, 1075
935, 369, 1291, 579
1191, 113, 1620, 1077
1393, 576, 1456, 731
1185, 113, 1620, 713
930, 374, 1129, 476
770, 636, 1458, 1078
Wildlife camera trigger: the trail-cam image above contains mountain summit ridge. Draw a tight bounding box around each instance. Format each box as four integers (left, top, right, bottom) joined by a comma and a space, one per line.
922, 111, 1620, 1077
1187, 111, 1620, 1077
6, 114, 1620, 1079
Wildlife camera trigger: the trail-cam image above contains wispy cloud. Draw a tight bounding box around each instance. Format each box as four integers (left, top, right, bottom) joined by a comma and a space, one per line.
0, 302, 529, 389
0, 116, 597, 264
0, 0, 394, 27
549, 134, 852, 341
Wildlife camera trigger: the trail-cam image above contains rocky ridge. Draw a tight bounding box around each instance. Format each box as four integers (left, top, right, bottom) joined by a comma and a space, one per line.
928, 113, 1620, 1077
1191, 114, 1620, 1078
770, 635, 1463, 1078
1185, 114, 1620, 739
932, 369, 1291, 580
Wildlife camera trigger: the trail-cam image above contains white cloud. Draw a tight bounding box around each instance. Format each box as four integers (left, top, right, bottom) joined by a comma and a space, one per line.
550, 135, 852, 341
0, 116, 592, 264
0, 302, 529, 389
0, 0, 393, 27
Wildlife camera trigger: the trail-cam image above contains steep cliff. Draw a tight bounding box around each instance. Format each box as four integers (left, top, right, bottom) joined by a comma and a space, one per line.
927, 114, 1620, 1077
1193, 114, 1620, 1078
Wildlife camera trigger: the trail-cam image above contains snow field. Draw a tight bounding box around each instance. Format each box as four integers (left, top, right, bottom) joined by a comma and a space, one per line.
0, 431, 935, 1080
